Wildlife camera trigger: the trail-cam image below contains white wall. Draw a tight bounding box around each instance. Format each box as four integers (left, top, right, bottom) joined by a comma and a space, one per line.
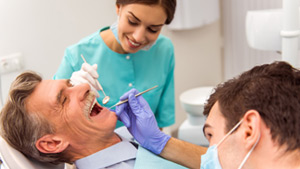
0, 0, 222, 134
163, 21, 222, 132
222, 0, 282, 80
0, 0, 116, 104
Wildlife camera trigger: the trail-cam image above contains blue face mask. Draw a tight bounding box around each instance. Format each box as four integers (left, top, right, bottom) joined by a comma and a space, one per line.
110, 17, 157, 51
201, 119, 260, 169
201, 145, 222, 169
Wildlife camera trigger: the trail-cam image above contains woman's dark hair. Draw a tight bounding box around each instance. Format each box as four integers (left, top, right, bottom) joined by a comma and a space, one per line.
116, 0, 176, 24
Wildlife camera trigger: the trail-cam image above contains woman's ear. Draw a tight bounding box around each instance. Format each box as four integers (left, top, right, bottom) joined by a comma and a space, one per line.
241, 110, 261, 150
35, 134, 69, 154
116, 4, 121, 15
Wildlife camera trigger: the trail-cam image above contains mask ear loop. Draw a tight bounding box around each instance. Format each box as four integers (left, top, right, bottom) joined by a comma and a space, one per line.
217, 119, 244, 148
237, 132, 261, 169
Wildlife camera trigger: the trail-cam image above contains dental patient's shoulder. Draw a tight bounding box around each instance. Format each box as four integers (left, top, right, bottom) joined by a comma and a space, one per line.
114, 126, 134, 141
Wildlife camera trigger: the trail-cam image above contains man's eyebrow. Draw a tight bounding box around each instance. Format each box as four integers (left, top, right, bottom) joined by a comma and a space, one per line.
203, 123, 212, 136
128, 11, 164, 27
56, 89, 63, 105
56, 80, 70, 104
66, 79, 71, 85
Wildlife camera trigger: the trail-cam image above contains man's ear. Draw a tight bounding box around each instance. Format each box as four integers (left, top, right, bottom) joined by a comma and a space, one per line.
35, 134, 69, 154
241, 110, 261, 150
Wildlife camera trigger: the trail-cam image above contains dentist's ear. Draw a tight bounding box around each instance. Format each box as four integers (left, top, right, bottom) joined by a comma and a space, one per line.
116, 4, 121, 15
35, 135, 69, 154
241, 110, 261, 150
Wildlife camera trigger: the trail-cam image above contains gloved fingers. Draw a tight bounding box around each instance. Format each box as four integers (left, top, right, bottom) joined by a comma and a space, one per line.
115, 103, 124, 116
116, 103, 131, 127
129, 93, 154, 118
71, 71, 97, 87
128, 93, 143, 114
71, 73, 100, 97
78, 71, 100, 90
90, 87, 100, 98
119, 112, 131, 127
70, 71, 86, 85
120, 88, 139, 100
82, 63, 99, 79
92, 64, 98, 70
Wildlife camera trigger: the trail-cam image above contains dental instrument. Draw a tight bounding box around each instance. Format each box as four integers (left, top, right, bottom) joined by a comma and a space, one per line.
109, 85, 158, 109
81, 54, 110, 105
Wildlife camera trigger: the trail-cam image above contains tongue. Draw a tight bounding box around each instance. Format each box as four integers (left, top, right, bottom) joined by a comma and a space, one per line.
90, 104, 103, 117
90, 109, 98, 116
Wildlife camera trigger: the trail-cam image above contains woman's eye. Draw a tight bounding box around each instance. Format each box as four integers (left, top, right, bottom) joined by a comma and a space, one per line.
148, 28, 158, 33
128, 19, 138, 26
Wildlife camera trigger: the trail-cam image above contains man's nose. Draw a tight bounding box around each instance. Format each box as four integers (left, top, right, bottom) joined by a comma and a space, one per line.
69, 83, 91, 101
133, 27, 146, 42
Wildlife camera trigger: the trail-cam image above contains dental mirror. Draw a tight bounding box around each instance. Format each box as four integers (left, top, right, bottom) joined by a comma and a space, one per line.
81, 54, 110, 104
102, 95, 110, 105
95, 79, 110, 105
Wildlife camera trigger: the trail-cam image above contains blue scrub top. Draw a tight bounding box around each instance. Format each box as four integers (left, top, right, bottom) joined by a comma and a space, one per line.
54, 26, 175, 128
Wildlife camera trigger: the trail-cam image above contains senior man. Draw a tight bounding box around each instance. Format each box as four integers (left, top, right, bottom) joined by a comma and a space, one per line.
116, 61, 300, 169
0, 71, 187, 169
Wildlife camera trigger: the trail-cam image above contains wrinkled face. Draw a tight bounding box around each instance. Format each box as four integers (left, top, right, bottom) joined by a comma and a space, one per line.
26, 79, 117, 143
203, 102, 244, 169
116, 4, 167, 53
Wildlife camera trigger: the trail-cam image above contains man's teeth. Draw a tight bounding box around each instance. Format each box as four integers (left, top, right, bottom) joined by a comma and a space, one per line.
129, 39, 141, 47
89, 99, 96, 115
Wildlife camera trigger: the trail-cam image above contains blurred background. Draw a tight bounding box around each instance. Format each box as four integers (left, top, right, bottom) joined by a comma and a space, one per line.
0, 0, 284, 139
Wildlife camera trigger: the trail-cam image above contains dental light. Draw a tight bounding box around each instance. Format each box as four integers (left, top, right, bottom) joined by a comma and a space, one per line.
246, 0, 300, 67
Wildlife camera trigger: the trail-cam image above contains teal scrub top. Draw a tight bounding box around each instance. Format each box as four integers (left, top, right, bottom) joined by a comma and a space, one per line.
53, 26, 175, 128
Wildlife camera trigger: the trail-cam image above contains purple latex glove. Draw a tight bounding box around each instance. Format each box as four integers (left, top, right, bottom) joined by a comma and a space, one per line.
115, 88, 171, 155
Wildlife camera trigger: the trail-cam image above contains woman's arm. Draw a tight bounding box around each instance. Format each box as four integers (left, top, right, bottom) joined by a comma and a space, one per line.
115, 89, 207, 168
160, 137, 207, 169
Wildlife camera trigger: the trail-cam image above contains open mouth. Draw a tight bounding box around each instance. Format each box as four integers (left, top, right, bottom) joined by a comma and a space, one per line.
128, 39, 141, 47
89, 100, 103, 117
127, 36, 142, 48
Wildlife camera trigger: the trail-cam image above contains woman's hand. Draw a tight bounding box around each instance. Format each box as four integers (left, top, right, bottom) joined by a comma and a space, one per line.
70, 63, 101, 97
115, 88, 171, 155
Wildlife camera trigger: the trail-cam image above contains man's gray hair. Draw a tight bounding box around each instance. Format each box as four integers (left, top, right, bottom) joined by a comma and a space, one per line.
0, 71, 69, 164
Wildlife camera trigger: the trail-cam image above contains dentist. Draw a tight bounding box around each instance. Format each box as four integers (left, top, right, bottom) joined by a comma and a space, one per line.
116, 61, 300, 169
54, 0, 176, 129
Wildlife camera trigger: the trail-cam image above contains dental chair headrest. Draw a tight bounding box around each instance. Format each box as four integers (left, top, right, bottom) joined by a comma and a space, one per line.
0, 136, 65, 169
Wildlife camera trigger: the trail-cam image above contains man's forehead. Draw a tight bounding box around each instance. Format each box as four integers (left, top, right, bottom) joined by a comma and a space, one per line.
34, 80, 58, 97
206, 102, 222, 122
205, 102, 226, 131
26, 79, 65, 112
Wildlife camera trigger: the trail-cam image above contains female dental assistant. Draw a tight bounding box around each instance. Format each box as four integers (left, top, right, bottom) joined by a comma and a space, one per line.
53, 0, 177, 128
